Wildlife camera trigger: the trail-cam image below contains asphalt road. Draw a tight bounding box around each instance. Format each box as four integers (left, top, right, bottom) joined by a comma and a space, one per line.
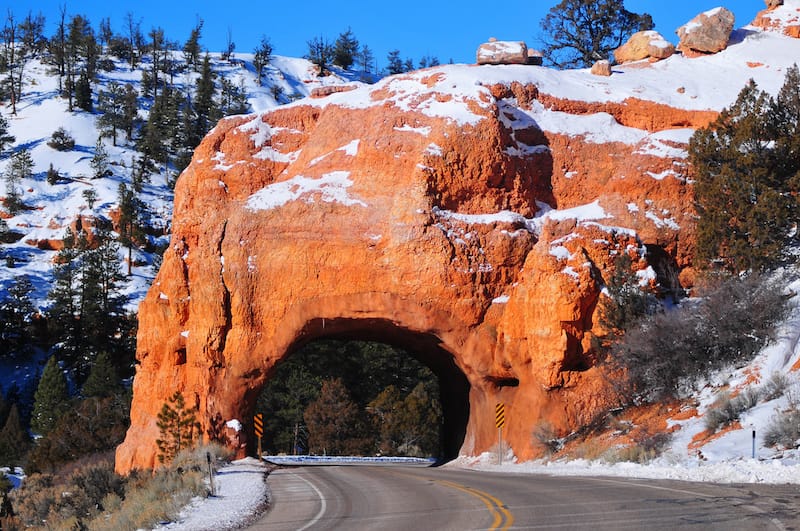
250, 464, 800, 530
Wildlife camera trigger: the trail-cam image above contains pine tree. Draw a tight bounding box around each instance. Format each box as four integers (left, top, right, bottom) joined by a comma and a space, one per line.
386, 50, 405, 75
81, 351, 119, 398
0, 403, 30, 466
47, 228, 84, 366
304, 378, 370, 455
75, 69, 93, 111
0, 114, 14, 152
156, 391, 200, 464
183, 19, 203, 70
31, 356, 70, 435
540, 0, 653, 68
690, 69, 800, 273
333, 28, 359, 70
90, 137, 110, 178
253, 36, 273, 85
97, 81, 125, 145
3, 148, 33, 214
357, 45, 374, 73
306, 36, 334, 76
122, 83, 138, 142
193, 54, 218, 140
0, 275, 36, 358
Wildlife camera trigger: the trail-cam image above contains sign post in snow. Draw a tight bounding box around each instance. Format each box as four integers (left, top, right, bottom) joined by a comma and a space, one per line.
495, 403, 506, 465
254, 413, 264, 458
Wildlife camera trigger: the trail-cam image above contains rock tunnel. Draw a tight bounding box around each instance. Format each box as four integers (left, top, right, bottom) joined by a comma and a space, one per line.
115, 69, 696, 473
257, 317, 472, 459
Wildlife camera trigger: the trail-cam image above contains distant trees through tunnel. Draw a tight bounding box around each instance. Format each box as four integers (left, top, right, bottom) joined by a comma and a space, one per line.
255, 335, 470, 459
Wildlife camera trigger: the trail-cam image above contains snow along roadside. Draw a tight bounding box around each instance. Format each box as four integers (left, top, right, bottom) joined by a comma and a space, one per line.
153, 457, 270, 531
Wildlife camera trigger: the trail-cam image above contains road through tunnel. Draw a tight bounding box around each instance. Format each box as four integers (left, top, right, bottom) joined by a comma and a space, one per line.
250, 317, 471, 460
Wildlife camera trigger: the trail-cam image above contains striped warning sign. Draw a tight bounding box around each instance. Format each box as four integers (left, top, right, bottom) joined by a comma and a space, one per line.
254, 413, 263, 438
495, 402, 505, 429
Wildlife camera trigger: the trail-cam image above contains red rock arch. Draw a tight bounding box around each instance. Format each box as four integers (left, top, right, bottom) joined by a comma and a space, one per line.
116, 70, 697, 473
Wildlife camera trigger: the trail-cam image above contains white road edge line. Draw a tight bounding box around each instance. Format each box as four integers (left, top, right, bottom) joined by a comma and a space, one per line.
289, 470, 327, 531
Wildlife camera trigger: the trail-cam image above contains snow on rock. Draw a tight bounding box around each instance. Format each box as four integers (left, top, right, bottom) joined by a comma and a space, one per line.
246, 171, 367, 210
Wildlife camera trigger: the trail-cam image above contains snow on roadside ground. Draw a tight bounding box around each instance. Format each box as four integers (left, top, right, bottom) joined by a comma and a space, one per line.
154, 458, 268, 531
450, 450, 800, 485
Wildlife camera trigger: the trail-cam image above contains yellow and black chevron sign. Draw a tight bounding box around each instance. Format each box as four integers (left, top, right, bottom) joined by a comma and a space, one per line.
495, 402, 505, 429
254, 413, 263, 438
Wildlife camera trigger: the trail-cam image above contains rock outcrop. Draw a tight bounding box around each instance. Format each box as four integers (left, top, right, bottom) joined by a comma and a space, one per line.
116, 19, 800, 473
752, 0, 800, 38
677, 7, 736, 55
614, 31, 675, 63
477, 39, 530, 65
114, 60, 713, 473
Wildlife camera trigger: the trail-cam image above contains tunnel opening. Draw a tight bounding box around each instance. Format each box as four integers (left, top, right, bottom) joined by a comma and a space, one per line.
252, 318, 471, 461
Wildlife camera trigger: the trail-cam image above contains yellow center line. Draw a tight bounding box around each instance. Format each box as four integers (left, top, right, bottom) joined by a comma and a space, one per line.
436, 479, 514, 530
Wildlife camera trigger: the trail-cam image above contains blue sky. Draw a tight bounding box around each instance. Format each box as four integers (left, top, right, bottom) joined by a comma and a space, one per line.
9, 1, 762, 68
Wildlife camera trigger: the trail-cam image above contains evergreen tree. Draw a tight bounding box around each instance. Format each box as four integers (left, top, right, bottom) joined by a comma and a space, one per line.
97, 81, 126, 145
333, 28, 359, 70
148, 26, 166, 100
357, 45, 374, 73
98, 17, 112, 49
419, 55, 440, 69
183, 19, 204, 70
122, 83, 139, 142
156, 391, 200, 464
0, 275, 36, 358
3, 148, 33, 214
0, 114, 15, 152
252, 36, 273, 85
193, 54, 218, 140
0, 403, 30, 466
690, 67, 800, 273
304, 378, 371, 455
65, 14, 96, 111
540, 0, 653, 68
305, 36, 334, 76
31, 356, 70, 435
82, 187, 97, 209
81, 351, 119, 398
90, 137, 109, 178
386, 50, 405, 75
219, 78, 249, 116
75, 69, 93, 111
47, 228, 85, 371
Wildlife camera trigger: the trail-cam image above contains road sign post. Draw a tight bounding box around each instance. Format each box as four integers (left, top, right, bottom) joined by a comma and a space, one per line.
254, 413, 263, 458
495, 402, 506, 465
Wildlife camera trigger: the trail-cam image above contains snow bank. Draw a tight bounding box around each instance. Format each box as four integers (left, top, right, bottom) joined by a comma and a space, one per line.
154, 458, 268, 531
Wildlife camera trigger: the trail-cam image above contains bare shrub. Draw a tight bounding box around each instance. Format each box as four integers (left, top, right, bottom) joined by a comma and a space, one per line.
761, 372, 790, 401
704, 388, 760, 432
763, 404, 800, 449
532, 421, 561, 456
611, 272, 791, 403
605, 431, 672, 464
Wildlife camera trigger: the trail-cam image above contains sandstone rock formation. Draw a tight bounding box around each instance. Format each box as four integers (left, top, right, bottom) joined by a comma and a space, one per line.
614, 30, 676, 63
677, 7, 735, 55
752, 0, 800, 38
116, 18, 800, 473
591, 60, 612, 76
114, 61, 714, 473
477, 39, 529, 65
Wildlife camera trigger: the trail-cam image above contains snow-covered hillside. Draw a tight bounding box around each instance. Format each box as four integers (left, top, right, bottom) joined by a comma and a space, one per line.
0, 52, 362, 311
0, 51, 364, 398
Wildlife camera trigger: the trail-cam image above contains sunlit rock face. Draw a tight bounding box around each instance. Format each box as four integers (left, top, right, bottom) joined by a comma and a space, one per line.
116, 15, 800, 471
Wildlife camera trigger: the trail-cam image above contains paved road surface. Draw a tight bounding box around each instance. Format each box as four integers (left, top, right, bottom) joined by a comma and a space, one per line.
250, 464, 800, 530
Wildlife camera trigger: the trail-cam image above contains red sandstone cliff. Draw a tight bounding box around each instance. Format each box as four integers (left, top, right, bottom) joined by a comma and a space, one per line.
116, 6, 800, 472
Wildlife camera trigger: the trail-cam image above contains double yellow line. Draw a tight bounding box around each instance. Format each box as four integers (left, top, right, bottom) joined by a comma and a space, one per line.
436, 479, 514, 530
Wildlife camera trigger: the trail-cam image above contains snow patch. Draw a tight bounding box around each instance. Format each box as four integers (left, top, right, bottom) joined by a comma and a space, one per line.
246, 171, 367, 211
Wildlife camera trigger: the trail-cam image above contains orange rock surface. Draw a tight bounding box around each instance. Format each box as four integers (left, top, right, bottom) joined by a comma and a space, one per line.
116, 67, 712, 473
